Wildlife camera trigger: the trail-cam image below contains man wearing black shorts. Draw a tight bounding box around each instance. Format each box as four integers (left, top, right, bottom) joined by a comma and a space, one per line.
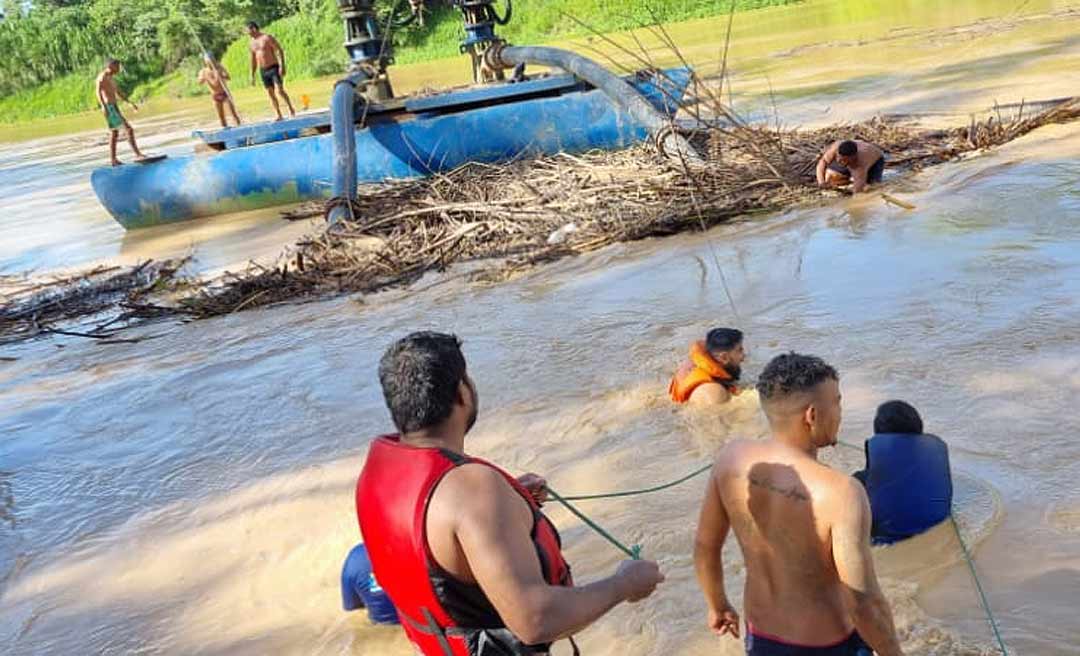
816, 139, 886, 193
247, 21, 296, 121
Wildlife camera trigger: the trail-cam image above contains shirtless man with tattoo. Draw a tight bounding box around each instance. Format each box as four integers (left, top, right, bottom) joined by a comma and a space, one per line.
694, 352, 904, 655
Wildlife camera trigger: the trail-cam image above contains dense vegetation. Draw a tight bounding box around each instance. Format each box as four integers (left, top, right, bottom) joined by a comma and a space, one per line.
0, 0, 795, 122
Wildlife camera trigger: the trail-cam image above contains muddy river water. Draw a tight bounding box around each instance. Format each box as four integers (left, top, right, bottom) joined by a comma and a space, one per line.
2, 0, 1080, 654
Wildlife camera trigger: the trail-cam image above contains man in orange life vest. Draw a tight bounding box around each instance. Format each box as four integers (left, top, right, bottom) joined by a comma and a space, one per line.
356, 332, 665, 655
670, 328, 747, 405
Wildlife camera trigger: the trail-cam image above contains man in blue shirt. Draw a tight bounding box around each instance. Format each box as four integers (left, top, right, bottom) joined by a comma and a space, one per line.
341, 543, 399, 624
854, 401, 953, 545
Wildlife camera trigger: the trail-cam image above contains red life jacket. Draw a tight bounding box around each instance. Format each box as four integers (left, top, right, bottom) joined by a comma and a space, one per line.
356, 435, 574, 656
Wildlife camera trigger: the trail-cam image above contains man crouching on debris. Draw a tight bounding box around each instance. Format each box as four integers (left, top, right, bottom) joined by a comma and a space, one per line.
816, 139, 885, 193
356, 331, 665, 655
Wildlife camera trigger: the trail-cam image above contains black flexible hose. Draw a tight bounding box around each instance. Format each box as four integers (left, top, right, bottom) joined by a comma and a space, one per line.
493, 0, 512, 26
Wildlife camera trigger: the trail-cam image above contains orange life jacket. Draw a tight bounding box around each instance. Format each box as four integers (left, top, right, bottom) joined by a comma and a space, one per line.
668, 340, 739, 403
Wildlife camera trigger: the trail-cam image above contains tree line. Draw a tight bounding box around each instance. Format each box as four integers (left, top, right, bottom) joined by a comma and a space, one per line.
0, 0, 406, 98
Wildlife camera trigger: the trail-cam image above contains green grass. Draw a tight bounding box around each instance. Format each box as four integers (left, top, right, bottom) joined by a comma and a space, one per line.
222, 0, 797, 82
0, 58, 208, 123
4, 0, 797, 123
0, 72, 100, 123
394, 0, 799, 63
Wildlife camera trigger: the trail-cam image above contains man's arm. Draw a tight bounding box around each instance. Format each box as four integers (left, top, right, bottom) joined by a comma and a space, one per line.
850, 166, 870, 193
454, 465, 663, 644
272, 36, 286, 76
96, 76, 108, 110
250, 50, 257, 83
118, 88, 137, 110
832, 477, 904, 656
816, 141, 837, 185
694, 465, 740, 639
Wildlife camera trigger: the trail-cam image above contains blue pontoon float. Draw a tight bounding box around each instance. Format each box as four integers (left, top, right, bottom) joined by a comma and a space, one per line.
91, 1, 696, 230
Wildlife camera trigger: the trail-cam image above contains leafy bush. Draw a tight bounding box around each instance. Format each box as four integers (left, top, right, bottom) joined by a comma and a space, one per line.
2, 0, 797, 120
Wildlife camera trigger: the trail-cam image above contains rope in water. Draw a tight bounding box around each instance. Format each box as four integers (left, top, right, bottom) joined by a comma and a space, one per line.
548, 439, 1009, 654
950, 515, 1010, 655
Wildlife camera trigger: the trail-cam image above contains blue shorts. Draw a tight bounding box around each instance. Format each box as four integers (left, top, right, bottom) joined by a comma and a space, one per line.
746, 627, 872, 655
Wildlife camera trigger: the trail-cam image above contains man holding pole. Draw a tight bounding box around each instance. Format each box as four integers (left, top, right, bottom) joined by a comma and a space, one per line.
197, 54, 242, 127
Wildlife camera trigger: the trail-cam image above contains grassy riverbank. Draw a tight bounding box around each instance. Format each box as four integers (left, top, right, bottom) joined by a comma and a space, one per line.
218, 0, 795, 88
0, 0, 794, 126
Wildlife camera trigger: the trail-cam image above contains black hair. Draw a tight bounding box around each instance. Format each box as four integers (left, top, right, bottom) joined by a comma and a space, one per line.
838, 140, 858, 157
246, 20, 259, 29
378, 332, 467, 434
874, 400, 923, 435
756, 352, 838, 402
706, 327, 743, 353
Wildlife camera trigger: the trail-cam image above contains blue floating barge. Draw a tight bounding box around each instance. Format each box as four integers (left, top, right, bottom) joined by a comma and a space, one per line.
90, 68, 691, 230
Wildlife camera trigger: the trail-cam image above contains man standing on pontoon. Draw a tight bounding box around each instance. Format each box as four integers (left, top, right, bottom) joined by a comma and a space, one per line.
96, 58, 147, 166
247, 21, 296, 121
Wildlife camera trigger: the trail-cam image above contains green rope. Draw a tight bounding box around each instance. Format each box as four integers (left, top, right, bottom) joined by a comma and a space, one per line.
951, 515, 1009, 655
560, 463, 714, 501
837, 439, 863, 452
558, 441, 862, 504
547, 443, 864, 557
545, 487, 642, 560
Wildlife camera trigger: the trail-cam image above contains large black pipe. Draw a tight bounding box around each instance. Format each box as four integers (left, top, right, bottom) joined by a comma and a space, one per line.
489, 45, 701, 162
328, 70, 369, 225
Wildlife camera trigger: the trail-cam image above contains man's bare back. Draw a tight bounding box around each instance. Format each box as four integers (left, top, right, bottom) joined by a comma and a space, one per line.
712, 439, 860, 643
817, 140, 885, 193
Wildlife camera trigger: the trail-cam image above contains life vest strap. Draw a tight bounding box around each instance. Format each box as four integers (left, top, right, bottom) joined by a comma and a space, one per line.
400, 607, 457, 655
402, 607, 582, 656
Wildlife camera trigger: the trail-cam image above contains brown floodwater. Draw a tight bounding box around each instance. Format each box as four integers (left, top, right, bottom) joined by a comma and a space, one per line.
2, 1, 1080, 654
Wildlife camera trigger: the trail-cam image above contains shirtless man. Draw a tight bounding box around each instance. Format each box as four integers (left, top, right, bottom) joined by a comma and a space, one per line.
694, 352, 904, 655
246, 21, 295, 120
95, 59, 146, 166
357, 332, 664, 655
197, 54, 241, 128
816, 140, 886, 194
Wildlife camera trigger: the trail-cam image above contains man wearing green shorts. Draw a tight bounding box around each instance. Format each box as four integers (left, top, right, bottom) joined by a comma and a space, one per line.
96, 59, 146, 166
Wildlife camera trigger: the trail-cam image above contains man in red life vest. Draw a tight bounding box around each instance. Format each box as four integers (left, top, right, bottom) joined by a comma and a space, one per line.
670, 328, 747, 406
357, 332, 665, 655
